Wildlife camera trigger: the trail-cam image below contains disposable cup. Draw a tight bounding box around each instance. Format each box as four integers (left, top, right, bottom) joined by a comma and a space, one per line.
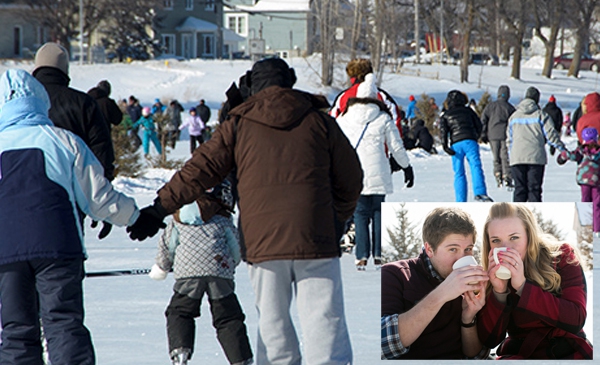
493, 247, 512, 280
452, 255, 479, 285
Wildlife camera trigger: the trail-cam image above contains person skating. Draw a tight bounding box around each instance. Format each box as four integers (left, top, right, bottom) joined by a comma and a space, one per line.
440, 90, 493, 202
336, 73, 414, 271
179, 107, 205, 154
557, 127, 600, 236
542, 95, 564, 156
0, 68, 141, 365
480, 85, 516, 189
133, 106, 162, 156
507, 87, 565, 202
126, 57, 362, 365
149, 182, 253, 365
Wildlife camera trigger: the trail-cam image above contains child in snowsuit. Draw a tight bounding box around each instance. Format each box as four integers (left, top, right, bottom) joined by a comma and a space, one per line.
179, 107, 205, 154
133, 106, 162, 155
149, 181, 253, 365
0, 69, 141, 365
557, 127, 600, 235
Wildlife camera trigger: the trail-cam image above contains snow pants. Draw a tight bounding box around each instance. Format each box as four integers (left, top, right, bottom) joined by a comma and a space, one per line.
489, 139, 512, 181
189, 135, 204, 154
451, 139, 488, 202
581, 184, 600, 232
0, 258, 94, 365
165, 277, 252, 364
354, 194, 385, 262
248, 258, 352, 365
141, 130, 162, 155
511, 164, 545, 202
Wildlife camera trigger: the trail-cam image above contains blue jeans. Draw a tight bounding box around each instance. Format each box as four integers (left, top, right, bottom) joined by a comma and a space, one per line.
354, 194, 385, 261
248, 258, 352, 365
451, 139, 487, 202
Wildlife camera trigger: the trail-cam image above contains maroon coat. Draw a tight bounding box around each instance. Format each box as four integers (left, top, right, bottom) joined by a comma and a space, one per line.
477, 244, 592, 359
381, 252, 466, 359
156, 85, 363, 263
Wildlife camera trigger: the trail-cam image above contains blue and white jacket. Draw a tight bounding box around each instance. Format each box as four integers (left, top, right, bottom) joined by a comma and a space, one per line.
0, 69, 140, 265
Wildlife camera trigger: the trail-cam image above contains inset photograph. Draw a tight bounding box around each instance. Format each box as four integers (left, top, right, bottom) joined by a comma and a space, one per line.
381, 202, 593, 360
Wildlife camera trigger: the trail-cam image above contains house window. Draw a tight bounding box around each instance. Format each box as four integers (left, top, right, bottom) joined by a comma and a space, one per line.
162, 34, 176, 55
226, 14, 247, 36
205, 0, 215, 11
164, 0, 174, 10
185, 0, 193, 10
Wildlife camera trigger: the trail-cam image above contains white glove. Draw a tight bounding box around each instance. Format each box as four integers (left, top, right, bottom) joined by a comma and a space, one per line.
148, 264, 168, 281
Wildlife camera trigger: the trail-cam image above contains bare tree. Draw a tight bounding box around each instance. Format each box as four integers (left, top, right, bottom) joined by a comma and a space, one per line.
316, 0, 336, 86
532, 0, 564, 78
497, 0, 529, 80
566, 0, 600, 77
459, 0, 475, 82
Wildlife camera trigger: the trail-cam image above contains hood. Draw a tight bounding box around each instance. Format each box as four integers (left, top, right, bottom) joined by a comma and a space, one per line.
445, 90, 468, 109
582, 92, 600, 114
87, 86, 108, 100
229, 86, 329, 130
497, 85, 510, 101
342, 99, 389, 126
0, 69, 53, 132
516, 98, 540, 114
32, 67, 70, 87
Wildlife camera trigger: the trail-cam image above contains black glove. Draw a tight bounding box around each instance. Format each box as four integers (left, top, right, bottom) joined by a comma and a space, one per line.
443, 146, 456, 156
479, 135, 489, 144
90, 220, 99, 228
127, 201, 168, 241
98, 222, 113, 239
549, 146, 556, 156
402, 165, 414, 188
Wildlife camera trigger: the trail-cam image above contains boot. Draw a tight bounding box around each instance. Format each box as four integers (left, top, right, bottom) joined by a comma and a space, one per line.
494, 173, 503, 188
504, 177, 514, 189
474, 194, 494, 202
356, 259, 367, 271
170, 348, 192, 365
374, 258, 382, 270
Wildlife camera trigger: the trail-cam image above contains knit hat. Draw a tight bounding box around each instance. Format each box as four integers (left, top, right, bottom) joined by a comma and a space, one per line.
582, 127, 598, 144
34, 42, 69, 76
549, 95, 556, 103
189, 107, 197, 113
346, 59, 373, 83
97, 80, 111, 95
356, 73, 378, 99
524, 87, 540, 104
248, 57, 296, 95
142, 106, 151, 116
409, 95, 415, 101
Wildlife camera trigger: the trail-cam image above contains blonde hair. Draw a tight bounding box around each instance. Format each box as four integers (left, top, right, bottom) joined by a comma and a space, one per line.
481, 203, 580, 295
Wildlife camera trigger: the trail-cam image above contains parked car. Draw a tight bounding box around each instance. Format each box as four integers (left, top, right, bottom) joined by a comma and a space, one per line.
553, 53, 600, 72
471, 53, 499, 66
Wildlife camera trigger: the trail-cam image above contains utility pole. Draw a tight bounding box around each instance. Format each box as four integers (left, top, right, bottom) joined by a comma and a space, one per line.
79, 0, 84, 65
415, 0, 420, 64
439, 0, 444, 63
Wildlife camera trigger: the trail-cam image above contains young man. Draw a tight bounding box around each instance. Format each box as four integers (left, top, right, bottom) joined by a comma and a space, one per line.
381, 207, 490, 359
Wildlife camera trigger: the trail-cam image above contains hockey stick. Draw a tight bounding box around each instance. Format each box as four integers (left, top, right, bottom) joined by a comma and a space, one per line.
85, 268, 152, 277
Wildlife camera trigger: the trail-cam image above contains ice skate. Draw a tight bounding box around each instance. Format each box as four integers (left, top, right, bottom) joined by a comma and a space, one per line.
495, 173, 503, 188
504, 178, 514, 192
340, 223, 356, 254
474, 194, 494, 202
170, 348, 192, 365
356, 259, 367, 271
374, 258, 382, 270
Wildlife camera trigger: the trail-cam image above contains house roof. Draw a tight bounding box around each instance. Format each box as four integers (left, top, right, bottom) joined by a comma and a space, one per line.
228, 0, 310, 12
175, 17, 218, 32
223, 28, 246, 42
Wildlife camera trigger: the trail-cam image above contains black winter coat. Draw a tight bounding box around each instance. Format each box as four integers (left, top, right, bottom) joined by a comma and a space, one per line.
440, 91, 482, 150
88, 87, 123, 131
411, 119, 434, 151
481, 97, 515, 140
34, 67, 115, 180
196, 104, 211, 123
543, 101, 563, 133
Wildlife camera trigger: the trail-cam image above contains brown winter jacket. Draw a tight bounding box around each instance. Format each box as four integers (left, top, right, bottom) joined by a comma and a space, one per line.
157, 85, 363, 263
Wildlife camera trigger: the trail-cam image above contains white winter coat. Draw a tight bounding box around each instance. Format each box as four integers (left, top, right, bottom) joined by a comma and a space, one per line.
336, 101, 410, 195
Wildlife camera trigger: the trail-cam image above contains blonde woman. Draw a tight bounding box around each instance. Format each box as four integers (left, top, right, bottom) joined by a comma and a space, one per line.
477, 203, 592, 359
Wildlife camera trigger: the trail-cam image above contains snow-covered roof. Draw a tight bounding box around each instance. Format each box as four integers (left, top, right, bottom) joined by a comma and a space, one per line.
227, 0, 310, 12
223, 28, 246, 42
175, 17, 218, 32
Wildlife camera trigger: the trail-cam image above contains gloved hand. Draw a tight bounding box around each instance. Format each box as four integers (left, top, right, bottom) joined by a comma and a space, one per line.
479, 135, 489, 144
402, 165, 414, 188
549, 146, 556, 156
556, 150, 569, 165
91, 220, 113, 239
443, 146, 456, 156
127, 202, 168, 241
148, 264, 168, 281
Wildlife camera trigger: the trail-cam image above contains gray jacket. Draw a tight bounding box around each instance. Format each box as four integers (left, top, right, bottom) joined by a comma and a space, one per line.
507, 98, 565, 166
481, 86, 515, 141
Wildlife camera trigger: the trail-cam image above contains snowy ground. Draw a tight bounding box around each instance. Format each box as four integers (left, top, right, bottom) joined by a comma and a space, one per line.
1, 55, 598, 363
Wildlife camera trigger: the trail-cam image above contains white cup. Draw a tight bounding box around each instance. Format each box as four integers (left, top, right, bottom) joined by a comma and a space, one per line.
452, 255, 479, 285
493, 247, 512, 280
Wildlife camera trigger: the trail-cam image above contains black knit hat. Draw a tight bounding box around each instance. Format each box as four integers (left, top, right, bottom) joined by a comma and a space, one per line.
525, 87, 540, 104
248, 57, 296, 95
97, 80, 111, 95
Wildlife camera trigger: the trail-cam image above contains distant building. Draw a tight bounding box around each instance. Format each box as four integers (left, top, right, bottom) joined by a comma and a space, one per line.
0, 1, 48, 59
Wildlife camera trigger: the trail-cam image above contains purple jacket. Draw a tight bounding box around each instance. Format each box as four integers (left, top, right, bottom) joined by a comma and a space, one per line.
179, 115, 205, 136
